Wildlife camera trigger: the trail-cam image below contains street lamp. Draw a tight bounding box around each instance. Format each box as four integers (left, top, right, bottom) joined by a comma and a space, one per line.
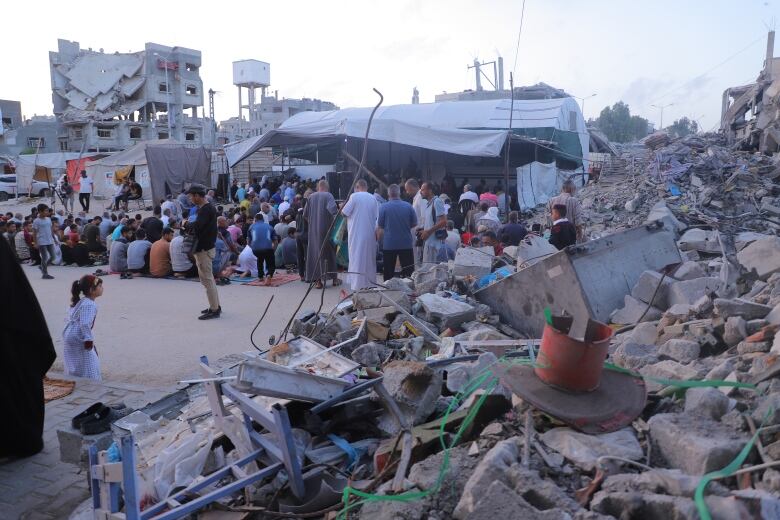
153, 52, 173, 139
650, 103, 674, 131
573, 93, 597, 119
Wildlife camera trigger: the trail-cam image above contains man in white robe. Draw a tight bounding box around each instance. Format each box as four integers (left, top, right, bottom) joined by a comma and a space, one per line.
342, 179, 379, 291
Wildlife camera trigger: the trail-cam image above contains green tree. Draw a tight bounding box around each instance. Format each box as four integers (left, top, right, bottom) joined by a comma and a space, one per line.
667, 117, 698, 138
595, 102, 650, 143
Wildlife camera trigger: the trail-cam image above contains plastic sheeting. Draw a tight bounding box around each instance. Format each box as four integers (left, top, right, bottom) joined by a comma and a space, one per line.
225, 97, 589, 168
15, 152, 101, 194
516, 161, 564, 210
145, 146, 211, 204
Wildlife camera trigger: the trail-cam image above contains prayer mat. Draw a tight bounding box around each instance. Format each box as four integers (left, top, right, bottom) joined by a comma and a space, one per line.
43, 377, 76, 403
246, 272, 300, 287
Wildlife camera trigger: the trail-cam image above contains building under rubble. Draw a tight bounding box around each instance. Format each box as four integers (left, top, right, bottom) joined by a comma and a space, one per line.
49, 39, 215, 152
721, 30, 780, 153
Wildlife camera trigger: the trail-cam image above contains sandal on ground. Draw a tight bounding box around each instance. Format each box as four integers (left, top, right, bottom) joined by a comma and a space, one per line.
332, 278, 343, 287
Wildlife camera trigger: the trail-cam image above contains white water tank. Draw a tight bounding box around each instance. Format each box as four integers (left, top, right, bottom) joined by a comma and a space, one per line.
232, 60, 270, 87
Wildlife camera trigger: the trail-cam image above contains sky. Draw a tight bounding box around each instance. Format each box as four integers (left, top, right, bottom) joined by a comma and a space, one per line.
1, 0, 777, 132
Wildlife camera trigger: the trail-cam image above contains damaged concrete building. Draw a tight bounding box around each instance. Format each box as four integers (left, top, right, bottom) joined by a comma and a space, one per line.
721, 30, 780, 153
49, 39, 215, 152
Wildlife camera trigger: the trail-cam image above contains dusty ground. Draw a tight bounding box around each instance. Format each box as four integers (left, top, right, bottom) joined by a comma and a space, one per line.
25, 263, 343, 387
5, 194, 344, 387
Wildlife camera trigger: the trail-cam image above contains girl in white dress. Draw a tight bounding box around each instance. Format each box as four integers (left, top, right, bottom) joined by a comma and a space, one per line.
63, 275, 104, 380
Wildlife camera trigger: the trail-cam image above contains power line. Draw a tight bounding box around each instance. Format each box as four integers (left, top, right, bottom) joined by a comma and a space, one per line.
644, 34, 764, 108
512, 0, 527, 76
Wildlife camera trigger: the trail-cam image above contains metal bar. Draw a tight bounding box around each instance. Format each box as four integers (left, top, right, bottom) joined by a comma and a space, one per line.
248, 430, 284, 462
271, 403, 306, 500
310, 377, 384, 414
121, 436, 141, 520
147, 463, 282, 520
88, 444, 101, 510
221, 383, 280, 433
140, 448, 264, 518
235, 359, 349, 402
289, 320, 366, 370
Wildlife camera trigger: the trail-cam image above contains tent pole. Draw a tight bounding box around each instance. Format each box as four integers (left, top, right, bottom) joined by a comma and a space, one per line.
503, 72, 514, 220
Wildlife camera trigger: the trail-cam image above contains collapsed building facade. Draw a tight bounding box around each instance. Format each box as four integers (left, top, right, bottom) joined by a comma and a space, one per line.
721, 31, 780, 153
49, 39, 216, 152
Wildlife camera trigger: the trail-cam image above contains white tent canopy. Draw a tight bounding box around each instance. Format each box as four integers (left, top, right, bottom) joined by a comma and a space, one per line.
86, 139, 174, 200
15, 152, 102, 193
225, 97, 588, 168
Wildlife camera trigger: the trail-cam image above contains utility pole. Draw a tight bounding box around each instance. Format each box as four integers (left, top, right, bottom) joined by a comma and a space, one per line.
651, 103, 674, 131
573, 93, 597, 119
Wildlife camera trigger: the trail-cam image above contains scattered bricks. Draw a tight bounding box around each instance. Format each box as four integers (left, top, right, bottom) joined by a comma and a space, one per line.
640, 360, 702, 392
737, 341, 771, 355
767, 303, 780, 326
678, 228, 721, 254
353, 289, 411, 312
752, 393, 780, 427
417, 293, 476, 329
612, 342, 659, 371
411, 263, 449, 294
631, 270, 674, 310
673, 261, 707, 281
737, 236, 780, 281
746, 319, 769, 335
629, 321, 659, 345
713, 298, 772, 320
658, 339, 700, 363
723, 316, 748, 347
684, 387, 730, 420
610, 295, 662, 325
57, 428, 113, 467
667, 277, 720, 307
373, 360, 442, 434
453, 247, 494, 277
664, 303, 694, 320
648, 412, 749, 475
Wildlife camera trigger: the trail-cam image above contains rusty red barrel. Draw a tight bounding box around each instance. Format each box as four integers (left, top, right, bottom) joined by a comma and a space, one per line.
534, 316, 613, 392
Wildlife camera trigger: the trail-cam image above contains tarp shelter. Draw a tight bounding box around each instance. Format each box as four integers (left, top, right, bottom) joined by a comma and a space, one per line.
16, 152, 103, 195
516, 162, 562, 210
86, 140, 211, 203
225, 97, 589, 171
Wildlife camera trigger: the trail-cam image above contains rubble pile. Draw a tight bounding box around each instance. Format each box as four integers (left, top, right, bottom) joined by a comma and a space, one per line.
86, 136, 780, 518
577, 132, 780, 238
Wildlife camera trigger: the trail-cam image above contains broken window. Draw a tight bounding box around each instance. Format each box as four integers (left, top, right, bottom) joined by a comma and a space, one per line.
185, 63, 198, 72
158, 131, 169, 139
185, 132, 196, 141
186, 85, 197, 95
159, 82, 169, 93
27, 137, 45, 148
1, 117, 11, 127
130, 127, 142, 139
273, 107, 283, 113
73, 128, 83, 139
97, 127, 113, 138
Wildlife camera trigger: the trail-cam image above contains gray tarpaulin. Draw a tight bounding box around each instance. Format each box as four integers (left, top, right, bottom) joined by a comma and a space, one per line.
144, 146, 210, 204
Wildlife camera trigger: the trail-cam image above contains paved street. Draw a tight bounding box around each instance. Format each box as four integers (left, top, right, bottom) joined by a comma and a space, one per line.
0, 374, 170, 520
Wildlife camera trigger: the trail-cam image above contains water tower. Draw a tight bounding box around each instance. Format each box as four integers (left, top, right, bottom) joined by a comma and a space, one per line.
233, 59, 270, 136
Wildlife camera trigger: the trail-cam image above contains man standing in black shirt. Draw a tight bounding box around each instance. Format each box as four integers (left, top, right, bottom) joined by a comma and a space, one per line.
188, 185, 221, 320
549, 204, 577, 250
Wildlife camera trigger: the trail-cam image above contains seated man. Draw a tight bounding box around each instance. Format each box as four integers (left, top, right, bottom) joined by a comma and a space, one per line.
84, 216, 106, 253
61, 235, 91, 266
170, 232, 198, 278
127, 228, 153, 274
279, 227, 298, 270
112, 181, 131, 211
549, 204, 577, 250
108, 226, 133, 273
149, 227, 175, 278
